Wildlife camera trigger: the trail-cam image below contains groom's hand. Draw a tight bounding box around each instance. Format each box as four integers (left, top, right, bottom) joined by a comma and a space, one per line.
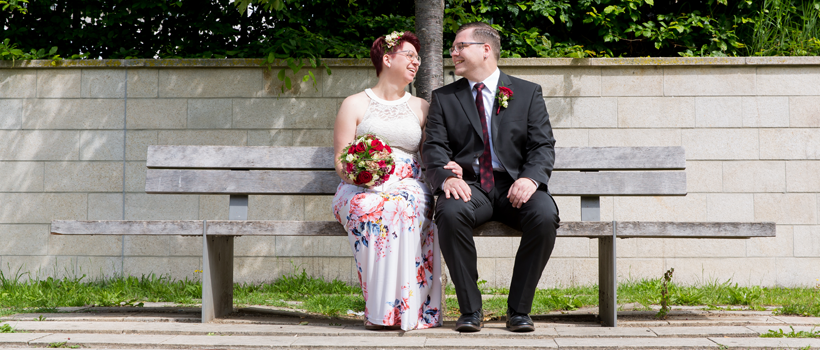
507, 178, 537, 209
443, 177, 472, 202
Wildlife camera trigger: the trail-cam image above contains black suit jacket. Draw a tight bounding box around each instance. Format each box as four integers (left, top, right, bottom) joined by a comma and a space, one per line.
422, 71, 556, 193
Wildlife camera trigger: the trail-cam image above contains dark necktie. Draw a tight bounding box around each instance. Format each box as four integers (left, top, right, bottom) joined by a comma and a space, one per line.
474, 83, 495, 192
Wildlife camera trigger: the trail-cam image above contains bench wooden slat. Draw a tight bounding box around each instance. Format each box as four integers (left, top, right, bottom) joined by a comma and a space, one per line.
614, 221, 776, 238
147, 146, 335, 170
146, 146, 685, 170
51, 220, 775, 238
145, 169, 686, 196
145, 169, 340, 195
549, 171, 686, 196
554, 147, 685, 170
51, 220, 202, 235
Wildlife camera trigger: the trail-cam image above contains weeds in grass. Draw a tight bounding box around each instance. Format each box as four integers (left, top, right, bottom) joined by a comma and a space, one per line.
777, 302, 820, 318
761, 326, 820, 338
0, 323, 14, 333
656, 268, 675, 319
47, 341, 79, 349
616, 277, 818, 314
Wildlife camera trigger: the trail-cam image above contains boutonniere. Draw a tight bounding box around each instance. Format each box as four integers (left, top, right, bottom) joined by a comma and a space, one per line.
496, 86, 513, 114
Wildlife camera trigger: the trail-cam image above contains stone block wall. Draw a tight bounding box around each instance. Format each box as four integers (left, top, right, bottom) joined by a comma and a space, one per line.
1, 57, 819, 288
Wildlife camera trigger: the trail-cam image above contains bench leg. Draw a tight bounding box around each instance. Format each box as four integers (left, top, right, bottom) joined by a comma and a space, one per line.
598, 234, 617, 327
202, 234, 234, 323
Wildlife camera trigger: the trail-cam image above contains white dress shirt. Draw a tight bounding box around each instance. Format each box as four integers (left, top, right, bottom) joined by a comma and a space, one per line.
468, 68, 504, 173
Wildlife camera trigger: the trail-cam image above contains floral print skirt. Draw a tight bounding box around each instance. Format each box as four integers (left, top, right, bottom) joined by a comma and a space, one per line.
332, 152, 441, 331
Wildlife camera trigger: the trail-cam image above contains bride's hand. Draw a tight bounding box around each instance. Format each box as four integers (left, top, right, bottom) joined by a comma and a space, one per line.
444, 161, 463, 179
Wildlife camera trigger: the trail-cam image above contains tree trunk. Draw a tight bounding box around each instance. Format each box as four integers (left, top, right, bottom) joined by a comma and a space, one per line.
414, 0, 445, 102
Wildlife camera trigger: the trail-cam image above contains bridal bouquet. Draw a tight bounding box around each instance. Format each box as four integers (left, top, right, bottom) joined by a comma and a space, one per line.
340, 134, 395, 187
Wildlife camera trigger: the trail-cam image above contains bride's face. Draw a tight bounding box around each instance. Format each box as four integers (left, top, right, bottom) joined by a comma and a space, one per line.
384, 42, 420, 85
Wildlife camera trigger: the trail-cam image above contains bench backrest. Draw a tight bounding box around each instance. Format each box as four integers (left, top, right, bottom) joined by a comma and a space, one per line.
145, 146, 686, 196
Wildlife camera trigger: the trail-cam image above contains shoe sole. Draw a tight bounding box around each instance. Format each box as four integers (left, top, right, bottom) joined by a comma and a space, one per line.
506, 322, 535, 332
455, 322, 483, 332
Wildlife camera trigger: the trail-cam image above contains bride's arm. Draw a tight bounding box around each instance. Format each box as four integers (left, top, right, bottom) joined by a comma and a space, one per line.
334, 95, 366, 184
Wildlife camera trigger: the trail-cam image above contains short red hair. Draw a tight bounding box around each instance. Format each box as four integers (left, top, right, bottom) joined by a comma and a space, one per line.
370, 31, 421, 77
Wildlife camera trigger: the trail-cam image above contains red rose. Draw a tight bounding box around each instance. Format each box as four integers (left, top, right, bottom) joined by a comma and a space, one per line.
356, 171, 373, 184
355, 142, 366, 153
347, 146, 356, 155
382, 174, 390, 181
385, 145, 392, 153
345, 162, 354, 172
371, 139, 384, 152
499, 86, 513, 97
388, 164, 395, 174
378, 160, 386, 167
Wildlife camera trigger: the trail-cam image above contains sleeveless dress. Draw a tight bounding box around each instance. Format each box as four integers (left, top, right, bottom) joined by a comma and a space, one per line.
332, 89, 442, 330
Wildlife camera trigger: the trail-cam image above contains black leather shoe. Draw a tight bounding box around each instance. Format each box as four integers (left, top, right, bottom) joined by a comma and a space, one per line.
455, 309, 483, 332
506, 307, 535, 332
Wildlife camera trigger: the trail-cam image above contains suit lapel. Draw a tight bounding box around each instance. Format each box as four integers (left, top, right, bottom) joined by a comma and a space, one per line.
491, 71, 513, 146
455, 78, 485, 142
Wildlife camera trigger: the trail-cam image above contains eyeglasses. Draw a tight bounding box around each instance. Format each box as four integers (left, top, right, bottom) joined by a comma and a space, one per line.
391, 50, 421, 64
449, 42, 485, 54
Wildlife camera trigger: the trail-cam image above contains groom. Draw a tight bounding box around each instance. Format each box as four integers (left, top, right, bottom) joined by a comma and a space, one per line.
422, 22, 559, 333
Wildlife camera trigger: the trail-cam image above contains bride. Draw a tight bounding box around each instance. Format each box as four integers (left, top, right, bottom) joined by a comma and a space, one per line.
331, 31, 460, 331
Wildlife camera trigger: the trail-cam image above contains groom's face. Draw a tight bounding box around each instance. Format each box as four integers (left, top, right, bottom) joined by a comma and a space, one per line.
451, 29, 483, 80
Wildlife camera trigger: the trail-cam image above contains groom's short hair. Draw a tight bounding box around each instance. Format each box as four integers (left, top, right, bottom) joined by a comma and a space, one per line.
456, 22, 501, 61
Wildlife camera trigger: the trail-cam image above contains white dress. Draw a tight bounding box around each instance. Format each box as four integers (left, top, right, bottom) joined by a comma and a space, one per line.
332, 89, 442, 330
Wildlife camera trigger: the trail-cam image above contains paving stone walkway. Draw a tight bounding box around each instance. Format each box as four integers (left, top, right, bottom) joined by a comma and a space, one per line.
1, 306, 819, 349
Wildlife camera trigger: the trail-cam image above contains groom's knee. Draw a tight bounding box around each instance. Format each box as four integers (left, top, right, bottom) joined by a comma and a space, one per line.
435, 197, 475, 227
519, 191, 560, 232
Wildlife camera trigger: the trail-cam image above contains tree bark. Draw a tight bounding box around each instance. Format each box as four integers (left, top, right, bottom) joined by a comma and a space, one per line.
414, 0, 445, 102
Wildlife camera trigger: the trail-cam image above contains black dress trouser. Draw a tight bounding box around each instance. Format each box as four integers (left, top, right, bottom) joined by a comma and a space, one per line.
435, 171, 560, 315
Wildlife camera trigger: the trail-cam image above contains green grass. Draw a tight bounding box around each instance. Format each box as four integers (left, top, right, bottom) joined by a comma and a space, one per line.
616, 278, 820, 315
761, 326, 820, 338
2, 268, 818, 319
233, 270, 364, 317
0, 323, 15, 333
0, 268, 201, 312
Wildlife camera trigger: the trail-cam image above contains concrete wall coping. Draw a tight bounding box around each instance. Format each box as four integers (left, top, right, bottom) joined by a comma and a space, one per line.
2, 56, 820, 69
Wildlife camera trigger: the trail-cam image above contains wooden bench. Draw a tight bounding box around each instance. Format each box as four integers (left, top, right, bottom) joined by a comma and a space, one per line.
51, 145, 775, 327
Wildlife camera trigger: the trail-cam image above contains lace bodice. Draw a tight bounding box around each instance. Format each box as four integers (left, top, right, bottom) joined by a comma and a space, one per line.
356, 89, 422, 155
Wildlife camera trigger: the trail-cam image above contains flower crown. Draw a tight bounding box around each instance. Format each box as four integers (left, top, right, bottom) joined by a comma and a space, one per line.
384, 31, 403, 50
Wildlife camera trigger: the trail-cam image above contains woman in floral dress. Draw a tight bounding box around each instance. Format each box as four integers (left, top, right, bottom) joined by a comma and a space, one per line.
331, 31, 460, 331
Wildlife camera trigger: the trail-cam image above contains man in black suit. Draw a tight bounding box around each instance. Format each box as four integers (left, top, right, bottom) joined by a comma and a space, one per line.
422, 22, 560, 333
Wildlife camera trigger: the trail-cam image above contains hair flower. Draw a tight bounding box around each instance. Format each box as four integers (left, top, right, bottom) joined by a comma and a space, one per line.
385, 31, 403, 49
